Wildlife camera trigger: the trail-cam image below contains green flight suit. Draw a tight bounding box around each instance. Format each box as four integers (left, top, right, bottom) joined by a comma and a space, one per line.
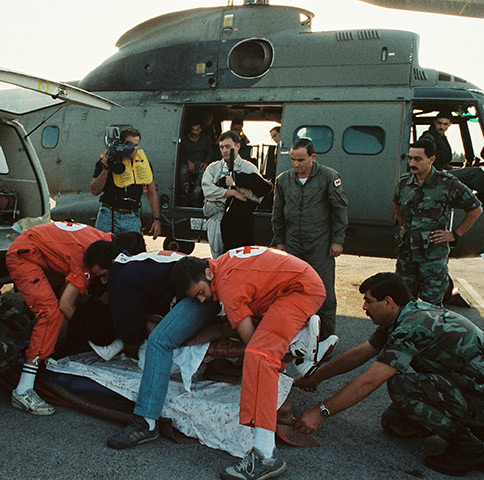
272, 161, 348, 338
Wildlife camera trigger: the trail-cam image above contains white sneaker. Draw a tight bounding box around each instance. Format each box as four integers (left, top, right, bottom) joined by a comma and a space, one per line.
12, 388, 55, 416
293, 335, 339, 378
288, 315, 320, 359
89, 339, 124, 361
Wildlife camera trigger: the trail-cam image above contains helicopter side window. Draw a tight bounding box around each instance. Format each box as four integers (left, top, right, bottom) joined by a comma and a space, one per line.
343, 126, 385, 155
41, 126, 59, 149
294, 126, 333, 153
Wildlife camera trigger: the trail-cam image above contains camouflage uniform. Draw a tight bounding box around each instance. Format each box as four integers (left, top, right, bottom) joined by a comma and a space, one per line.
394, 167, 481, 305
369, 300, 484, 440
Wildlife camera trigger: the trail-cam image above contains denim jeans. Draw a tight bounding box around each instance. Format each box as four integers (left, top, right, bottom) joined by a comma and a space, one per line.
134, 297, 219, 420
95, 205, 141, 235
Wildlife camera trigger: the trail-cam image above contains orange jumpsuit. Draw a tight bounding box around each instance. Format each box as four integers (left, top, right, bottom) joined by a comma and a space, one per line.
208, 246, 326, 431
6, 222, 112, 361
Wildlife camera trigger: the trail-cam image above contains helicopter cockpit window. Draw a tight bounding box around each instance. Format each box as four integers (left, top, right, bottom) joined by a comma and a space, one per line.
343, 126, 385, 155
294, 126, 333, 153
41, 126, 59, 149
0, 147, 9, 174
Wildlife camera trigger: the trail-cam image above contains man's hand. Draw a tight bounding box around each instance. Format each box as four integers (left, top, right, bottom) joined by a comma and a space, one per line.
430, 230, 455, 244
293, 406, 324, 435
293, 375, 319, 392
225, 174, 235, 188
275, 244, 286, 251
149, 219, 162, 240
187, 159, 195, 173
101, 151, 109, 169
329, 243, 343, 257
226, 188, 247, 202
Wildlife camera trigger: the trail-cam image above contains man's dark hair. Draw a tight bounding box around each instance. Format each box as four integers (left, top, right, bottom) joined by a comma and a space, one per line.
84, 232, 146, 270
172, 256, 210, 299
270, 126, 281, 134
120, 126, 141, 143
359, 273, 413, 307
410, 139, 435, 158
113, 231, 146, 256
219, 130, 240, 144
84, 241, 122, 270
436, 110, 453, 121
231, 118, 244, 127
188, 118, 203, 128
292, 138, 315, 156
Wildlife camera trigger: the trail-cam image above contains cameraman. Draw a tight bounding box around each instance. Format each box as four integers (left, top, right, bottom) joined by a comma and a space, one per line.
90, 126, 161, 238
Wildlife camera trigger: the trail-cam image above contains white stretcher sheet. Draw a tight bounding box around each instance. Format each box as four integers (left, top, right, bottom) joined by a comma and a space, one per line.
46, 345, 293, 458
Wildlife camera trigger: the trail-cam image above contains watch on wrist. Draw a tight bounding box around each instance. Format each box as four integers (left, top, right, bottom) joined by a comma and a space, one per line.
154, 217, 162, 222
319, 403, 330, 418
452, 229, 461, 241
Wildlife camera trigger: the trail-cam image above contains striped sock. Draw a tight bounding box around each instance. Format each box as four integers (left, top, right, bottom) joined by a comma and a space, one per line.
15, 363, 38, 395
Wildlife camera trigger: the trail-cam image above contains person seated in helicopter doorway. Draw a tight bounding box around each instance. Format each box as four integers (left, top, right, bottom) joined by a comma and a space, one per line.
230, 118, 253, 162
202, 131, 272, 258
201, 110, 223, 162
90, 125, 162, 238
179, 118, 214, 207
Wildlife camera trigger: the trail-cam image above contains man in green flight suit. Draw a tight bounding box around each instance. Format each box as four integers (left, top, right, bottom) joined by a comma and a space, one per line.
272, 138, 348, 363
393, 139, 482, 306
293, 272, 484, 476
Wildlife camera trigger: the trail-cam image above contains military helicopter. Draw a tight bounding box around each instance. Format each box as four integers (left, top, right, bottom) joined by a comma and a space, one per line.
13, 0, 484, 257
362, 0, 484, 19
0, 69, 117, 282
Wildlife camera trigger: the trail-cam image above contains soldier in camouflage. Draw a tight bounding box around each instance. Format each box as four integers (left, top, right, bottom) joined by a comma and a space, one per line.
293, 272, 484, 476
393, 139, 482, 305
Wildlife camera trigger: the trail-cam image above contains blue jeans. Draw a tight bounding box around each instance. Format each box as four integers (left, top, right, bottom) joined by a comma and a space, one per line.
134, 297, 219, 420
95, 205, 141, 235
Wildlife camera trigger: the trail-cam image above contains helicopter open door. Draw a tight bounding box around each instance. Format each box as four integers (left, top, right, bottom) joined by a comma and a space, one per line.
280, 102, 407, 256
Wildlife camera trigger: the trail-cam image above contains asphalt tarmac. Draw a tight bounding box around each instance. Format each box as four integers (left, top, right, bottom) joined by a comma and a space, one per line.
1, 246, 483, 480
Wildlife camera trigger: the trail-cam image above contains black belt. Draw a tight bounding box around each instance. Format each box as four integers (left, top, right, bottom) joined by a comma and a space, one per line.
102, 203, 138, 214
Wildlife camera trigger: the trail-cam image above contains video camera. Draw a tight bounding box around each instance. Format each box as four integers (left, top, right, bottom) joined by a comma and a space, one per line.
104, 126, 135, 174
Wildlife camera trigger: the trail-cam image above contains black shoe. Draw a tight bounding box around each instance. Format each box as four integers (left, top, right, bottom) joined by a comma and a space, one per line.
107, 416, 159, 449
424, 450, 484, 476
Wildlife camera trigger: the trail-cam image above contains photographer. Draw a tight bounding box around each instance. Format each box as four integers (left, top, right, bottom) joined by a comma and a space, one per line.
90, 126, 161, 238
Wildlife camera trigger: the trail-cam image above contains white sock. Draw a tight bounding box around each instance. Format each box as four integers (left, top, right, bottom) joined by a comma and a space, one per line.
144, 417, 157, 430
15, 363, 38, 395
253, 427, 275, 459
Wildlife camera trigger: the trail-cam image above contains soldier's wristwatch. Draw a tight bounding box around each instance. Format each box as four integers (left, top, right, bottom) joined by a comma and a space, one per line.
319, 403, 331, 418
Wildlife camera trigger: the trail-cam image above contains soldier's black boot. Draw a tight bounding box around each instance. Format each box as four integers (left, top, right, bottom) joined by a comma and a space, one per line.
424, 427, 484, 476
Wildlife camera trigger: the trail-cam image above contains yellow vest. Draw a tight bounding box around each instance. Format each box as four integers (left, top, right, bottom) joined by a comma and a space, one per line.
112, 150, 153, 188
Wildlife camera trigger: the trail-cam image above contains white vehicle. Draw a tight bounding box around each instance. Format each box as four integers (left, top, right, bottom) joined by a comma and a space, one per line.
0, 69, 118, 283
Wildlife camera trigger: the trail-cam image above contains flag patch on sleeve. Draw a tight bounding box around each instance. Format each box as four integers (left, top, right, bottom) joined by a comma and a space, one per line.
334, 178, 342, 187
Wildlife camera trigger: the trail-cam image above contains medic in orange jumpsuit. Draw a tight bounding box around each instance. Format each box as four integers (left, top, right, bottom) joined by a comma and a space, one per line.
205, 246, 325, 432
6, 221, 112, 362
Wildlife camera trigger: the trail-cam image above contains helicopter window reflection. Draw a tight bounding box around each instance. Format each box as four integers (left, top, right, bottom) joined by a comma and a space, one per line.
41, 126, 59, 149
343, 126, 385, 155
294, 126, 333, 154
